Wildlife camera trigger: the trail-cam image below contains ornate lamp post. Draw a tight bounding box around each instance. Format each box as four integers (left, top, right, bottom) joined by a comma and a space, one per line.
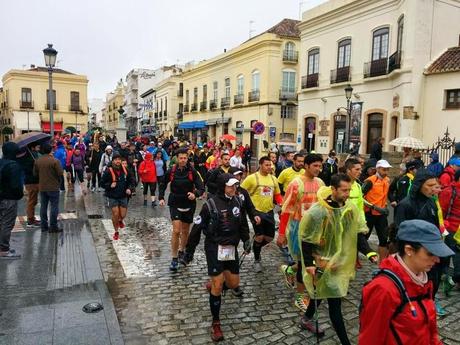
335, 84, 353, 152
43, 44, 58, 137
280, 96, 287, 141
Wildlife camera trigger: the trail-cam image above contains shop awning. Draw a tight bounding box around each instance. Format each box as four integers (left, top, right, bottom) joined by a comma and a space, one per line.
13, 111, 42, 131
41, 121, 63, 132
178, 121, 207, 129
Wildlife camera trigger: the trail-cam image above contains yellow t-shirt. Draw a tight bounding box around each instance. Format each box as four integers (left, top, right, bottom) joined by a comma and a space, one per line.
277, 167, 305, 190
241, 172, 281, 213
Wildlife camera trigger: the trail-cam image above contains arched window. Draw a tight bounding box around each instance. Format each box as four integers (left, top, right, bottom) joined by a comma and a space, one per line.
397, 16, 404, 52
372, 27, 389, 61
337, 39, 351, 68
251, 70, 260, 91
285, 41, 295, 53
308, 48, 320, 75
237, 75, 244, 96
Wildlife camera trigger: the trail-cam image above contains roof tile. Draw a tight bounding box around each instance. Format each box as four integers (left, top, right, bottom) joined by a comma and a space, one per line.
426, 47, 460, 74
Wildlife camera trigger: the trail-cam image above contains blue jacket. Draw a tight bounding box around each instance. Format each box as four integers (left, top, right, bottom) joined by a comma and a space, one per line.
152, 147, 169, 162
54, 146, 67, 169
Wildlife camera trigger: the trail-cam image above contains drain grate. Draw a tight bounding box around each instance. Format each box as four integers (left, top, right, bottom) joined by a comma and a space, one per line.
88, 214, 103, 219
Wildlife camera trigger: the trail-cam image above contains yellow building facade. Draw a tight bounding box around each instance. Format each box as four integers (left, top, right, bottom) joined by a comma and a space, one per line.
102, 80, 126, 139
176, 19, 300, 157
1, 67, 88, 140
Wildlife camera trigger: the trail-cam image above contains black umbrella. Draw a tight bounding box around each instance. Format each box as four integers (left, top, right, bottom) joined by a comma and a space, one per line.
12, 132, 51, 149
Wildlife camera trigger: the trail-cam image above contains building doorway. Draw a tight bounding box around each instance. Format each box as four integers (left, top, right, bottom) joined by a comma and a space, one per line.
366, 113, 383, 153
333, 116, 346, 153
250, 120, 258, 157
304, 117, 316, 152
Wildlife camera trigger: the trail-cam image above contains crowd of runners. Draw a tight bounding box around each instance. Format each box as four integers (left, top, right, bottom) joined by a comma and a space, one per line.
2, 130, 460, 344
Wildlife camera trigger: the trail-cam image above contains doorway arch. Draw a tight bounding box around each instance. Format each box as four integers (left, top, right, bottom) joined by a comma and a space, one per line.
304, 117, 316, 152
366, 113, 384, 154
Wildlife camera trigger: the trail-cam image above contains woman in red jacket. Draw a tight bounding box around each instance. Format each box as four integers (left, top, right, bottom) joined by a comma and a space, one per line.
359, 219, 453, 345
138, 152, 157, 207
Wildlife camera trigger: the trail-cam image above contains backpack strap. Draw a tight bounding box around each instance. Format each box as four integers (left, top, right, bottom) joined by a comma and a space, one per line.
446, 185, 458, 220
109, 167, 116, 183
170, 164, 177, 182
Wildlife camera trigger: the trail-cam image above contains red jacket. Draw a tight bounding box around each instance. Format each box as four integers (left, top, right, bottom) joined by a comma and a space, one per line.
439, 181, 460, 232
138, 154, 157, 183
439, 166, 456, 189
359, 256, 441, 345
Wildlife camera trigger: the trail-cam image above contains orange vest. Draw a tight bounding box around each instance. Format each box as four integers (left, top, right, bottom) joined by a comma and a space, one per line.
364, 174, 389, 215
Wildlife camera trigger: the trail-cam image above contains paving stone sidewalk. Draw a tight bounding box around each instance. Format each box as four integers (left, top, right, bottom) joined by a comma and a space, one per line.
84, 191, 460, 345
0, 192, 123, 345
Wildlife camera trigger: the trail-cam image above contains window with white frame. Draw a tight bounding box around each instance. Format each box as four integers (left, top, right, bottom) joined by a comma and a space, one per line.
308, 48, 320, 75
372, 27, 389, 60
337, 39, 351, 68
282, 70, 296, 92
252, 70, 260, 91
237, 75, 244, 96
225, 78, 230, 98
213, 81, 218, 101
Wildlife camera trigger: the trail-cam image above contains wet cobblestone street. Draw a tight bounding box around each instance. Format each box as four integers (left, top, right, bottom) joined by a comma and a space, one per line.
84, 191, 460, 345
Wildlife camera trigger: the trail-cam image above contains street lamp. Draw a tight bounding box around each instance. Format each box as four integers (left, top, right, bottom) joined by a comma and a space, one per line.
280, 96, 287, 141
221, 104, 226, 136
43, 44, 58, 138
335, 84, 354, 152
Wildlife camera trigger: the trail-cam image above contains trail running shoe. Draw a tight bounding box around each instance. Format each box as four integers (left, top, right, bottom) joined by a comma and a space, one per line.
254, 260, 263, 273
169, 259, 179, 272
231, 287, 244, 297
435, 299, 447, 316
118, 221, 125, 229
300, 316, 325, 336
180, 251, 192, 266
280, 264, 296, 289
211, 320, 224, 342
294, 293, 310, 312
442, 275, 456, 297
113, 232, 119, 241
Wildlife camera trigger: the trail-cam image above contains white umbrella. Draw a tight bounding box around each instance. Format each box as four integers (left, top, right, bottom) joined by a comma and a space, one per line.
389, 136, 426, 150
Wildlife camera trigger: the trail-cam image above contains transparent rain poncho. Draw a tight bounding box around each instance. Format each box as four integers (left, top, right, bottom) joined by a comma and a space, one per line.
299, 186, 368, 299
282, 176, 324, 258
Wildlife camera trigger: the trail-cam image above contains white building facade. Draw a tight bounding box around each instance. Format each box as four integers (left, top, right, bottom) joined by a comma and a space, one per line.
297, 0, 460, 154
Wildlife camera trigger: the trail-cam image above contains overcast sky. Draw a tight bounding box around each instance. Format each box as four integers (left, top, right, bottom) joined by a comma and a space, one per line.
1, 0, 327, 99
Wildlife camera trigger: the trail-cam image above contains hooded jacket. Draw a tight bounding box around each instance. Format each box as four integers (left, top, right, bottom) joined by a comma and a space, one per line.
138, 153, 157, 183
439, 166, 457, 189
0, 142, 24, 200
426, 153, 444, 177
53, 143, 67, 169
439, 180, 460, 232
101, 162, 135, 199
359, 255, 440, 345
395, 170, 439, 229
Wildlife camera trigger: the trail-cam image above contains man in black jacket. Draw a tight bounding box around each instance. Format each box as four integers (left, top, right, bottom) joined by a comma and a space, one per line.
159, 148, 205, 272
89, 142, 103, 192
206, 152, 231, 195
0, 142, 24, 259
196, 173, 251, 342
370, 137, 384, 161
101, 152, 135, 240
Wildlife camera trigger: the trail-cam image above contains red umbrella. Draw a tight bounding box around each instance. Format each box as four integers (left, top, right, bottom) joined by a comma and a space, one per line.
220, 134, 236, 141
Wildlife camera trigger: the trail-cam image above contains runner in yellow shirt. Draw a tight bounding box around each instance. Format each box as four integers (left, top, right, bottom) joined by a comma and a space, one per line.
241, 156, 283, 272
277, 153, 305, 193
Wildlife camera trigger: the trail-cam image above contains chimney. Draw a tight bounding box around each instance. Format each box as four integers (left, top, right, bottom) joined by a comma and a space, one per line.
30, 64, 35, 68
224, 49, 227, 53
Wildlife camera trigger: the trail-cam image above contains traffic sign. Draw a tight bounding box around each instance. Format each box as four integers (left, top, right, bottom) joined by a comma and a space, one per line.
252, 121, 265, 135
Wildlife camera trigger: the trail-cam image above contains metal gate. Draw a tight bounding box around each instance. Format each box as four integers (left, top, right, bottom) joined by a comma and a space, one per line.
421, 128, 456, 166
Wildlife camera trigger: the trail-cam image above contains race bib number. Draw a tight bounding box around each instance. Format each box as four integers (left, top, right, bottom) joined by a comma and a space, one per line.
260, 186, 273, 197
217, 245, 236, 261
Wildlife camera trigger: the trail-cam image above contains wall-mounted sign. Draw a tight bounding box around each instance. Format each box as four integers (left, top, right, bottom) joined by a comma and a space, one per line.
269, 127, 276, 137
350, 102, 363, 144
319, 120, 329, 136
252, 121, 265, 135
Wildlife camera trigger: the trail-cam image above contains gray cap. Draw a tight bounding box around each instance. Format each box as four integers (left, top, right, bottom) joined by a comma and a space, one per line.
397, 220, 454, 257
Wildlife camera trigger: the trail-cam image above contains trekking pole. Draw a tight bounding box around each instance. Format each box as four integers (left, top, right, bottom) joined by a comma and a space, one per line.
313, 268, 324, 345
239, 252, 247, 268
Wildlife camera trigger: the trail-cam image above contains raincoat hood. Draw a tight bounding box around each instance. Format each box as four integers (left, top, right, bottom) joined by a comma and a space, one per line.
316, 186, 347, 210
410, 169, 436, 197
430, 152, 439, 162
2, 142, 20, 160
145, 152, 153, 160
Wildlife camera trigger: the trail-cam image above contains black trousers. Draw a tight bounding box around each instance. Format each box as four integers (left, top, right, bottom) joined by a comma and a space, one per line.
304, 298, 350, 345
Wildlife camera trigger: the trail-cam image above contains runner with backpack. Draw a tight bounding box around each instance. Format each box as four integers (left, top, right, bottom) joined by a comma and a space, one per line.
159, 148, 205, 272
359, 219, 453, 345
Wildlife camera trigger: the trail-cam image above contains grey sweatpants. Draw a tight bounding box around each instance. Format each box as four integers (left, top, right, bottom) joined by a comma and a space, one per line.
0, 199, 18, 251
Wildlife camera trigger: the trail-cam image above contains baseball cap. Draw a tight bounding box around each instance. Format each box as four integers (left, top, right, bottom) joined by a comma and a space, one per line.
397, 220, 454, 257
405, 160, 418, 171
376, 159, 392, 168
229, 166, 244, 175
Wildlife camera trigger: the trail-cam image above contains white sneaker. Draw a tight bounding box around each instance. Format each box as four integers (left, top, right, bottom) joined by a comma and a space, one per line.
254, 260, 263, 273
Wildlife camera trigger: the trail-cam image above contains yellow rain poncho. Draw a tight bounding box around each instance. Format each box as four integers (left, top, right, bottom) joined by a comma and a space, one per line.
299, 186, 368, 299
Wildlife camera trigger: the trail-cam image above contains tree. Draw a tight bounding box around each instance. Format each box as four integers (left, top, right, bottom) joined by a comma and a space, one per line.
65, 126, 77, 134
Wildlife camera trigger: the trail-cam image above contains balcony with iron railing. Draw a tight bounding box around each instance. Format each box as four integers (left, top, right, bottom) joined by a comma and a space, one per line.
163, 110, 167, 118
283, 50, 299, 63
20, 100, 34, 109
45, 103, 58, 110
210, 100, 217, 110
330, 66, 351, 84
183, 104, 189, 113
221, 97, 230, 107
388, 51, 402, 74
176, 112, 183, 120
301, 73, 319, 89
279, 89, 297, 101
191, 103, 198, 112
234, 94, 244, 105
69, 105, 82, 112
364, 58, 388, 78
200, 101, 207, 111
248, 90, 260, 102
